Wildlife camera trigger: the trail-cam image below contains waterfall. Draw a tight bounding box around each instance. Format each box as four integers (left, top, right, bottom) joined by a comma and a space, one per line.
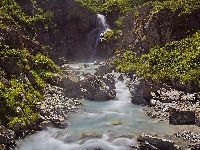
88, 14, 110, 61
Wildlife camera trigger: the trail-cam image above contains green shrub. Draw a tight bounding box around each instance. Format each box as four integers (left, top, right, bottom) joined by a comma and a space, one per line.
113, 31, 200, 86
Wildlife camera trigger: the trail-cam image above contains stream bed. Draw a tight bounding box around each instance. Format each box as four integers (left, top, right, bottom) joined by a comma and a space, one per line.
16, 63, 176, 150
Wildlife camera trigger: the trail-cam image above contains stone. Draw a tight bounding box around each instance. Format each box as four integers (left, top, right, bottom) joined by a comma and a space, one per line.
0, 144, 6, 150
58, 71, 82, 98
188, 143, 200, 150
150, 99, 157, 107
0, 126, 15, 144
94, 60, 100, 65
81, 74, 116, 100
131, 96, 146, 105
138, 134, 177, 150
117, 74, 124, 81
126, 76, 159, 105
95, 64, 113, 76
169, 107, 195, 125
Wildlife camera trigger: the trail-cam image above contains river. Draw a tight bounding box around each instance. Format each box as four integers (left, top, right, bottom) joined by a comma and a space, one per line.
15, 63, 175, 150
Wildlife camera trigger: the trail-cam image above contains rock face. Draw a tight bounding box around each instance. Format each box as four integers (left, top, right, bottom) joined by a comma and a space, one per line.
121, 5, 200, 55
0, 126, 16, 150
17, 0, 108, 63
81, 74, 116, 100
126, 75, 159, 105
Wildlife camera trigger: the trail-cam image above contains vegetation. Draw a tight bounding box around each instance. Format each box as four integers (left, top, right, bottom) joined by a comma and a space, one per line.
113, 31, 200, 86
145, 0, 200, 17
0, 0, 61, 130
76, 0, 149, 14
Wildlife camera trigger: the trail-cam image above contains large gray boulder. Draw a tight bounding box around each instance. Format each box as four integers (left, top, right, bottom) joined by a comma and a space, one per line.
126, 75, 159, 105
81, 74, 116, 100
58, 71, 82, 98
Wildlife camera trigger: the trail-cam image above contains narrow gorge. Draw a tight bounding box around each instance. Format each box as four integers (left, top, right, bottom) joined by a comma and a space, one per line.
1, 0, 200, 150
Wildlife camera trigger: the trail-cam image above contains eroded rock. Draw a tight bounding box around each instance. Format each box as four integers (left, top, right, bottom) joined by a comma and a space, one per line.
81, 74, 116, 100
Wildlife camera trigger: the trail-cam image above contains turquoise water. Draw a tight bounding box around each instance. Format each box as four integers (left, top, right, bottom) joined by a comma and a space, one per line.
16, 63, 175, 150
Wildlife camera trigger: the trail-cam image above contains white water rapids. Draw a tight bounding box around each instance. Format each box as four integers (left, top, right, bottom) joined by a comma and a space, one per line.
16, 63, 175, 150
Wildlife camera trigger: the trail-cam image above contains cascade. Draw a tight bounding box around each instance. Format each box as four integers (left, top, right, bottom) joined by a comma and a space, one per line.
88, 14, 110, 61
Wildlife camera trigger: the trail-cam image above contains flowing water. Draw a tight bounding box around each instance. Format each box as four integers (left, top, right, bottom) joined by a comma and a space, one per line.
16, 63, 176, 150
88, 14, 111, 61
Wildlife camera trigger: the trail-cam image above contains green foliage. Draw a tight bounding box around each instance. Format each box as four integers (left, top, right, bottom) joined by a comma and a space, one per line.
34, 53, 60, 72
0, 79, 43, 129
113, 50, 138, 72
102, 30, 122, 42
0, 0, 53, 30
144, 0, 200, 17
113, 31, 200, 86
0, 0, 61, 130
139, 31, 200, 84
76, 0, 150, 13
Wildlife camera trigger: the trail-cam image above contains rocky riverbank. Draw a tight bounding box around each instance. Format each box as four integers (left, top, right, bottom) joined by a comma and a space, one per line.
1, 62, 200, 150
0, 84, 82, 150
123, 72, 200, 149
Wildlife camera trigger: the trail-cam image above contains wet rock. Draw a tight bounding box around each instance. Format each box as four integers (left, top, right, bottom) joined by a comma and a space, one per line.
81, 74, 116, 100
94, 64, 113, 76
58, 71, 82, 98
169, 107, 195, 125
94, 60, 100, 65
126, 75, 159, 105
137, 134, 177, 150
83, 64, 89, 68
131, 96, 146, 105
117, 74, 124, 81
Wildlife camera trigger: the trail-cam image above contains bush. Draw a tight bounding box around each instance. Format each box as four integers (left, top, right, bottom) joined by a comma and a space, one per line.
113, 31, 200, 86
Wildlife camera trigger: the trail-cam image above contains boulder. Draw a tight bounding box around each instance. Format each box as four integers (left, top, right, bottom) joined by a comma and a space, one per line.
58, 71, 82, 98
117, 74, 124, 81
94, 64, 113, 76
126, 75, 159, 105
169, 107, 195, 125
137, 134, 177, 150
81, 74, 116, 100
